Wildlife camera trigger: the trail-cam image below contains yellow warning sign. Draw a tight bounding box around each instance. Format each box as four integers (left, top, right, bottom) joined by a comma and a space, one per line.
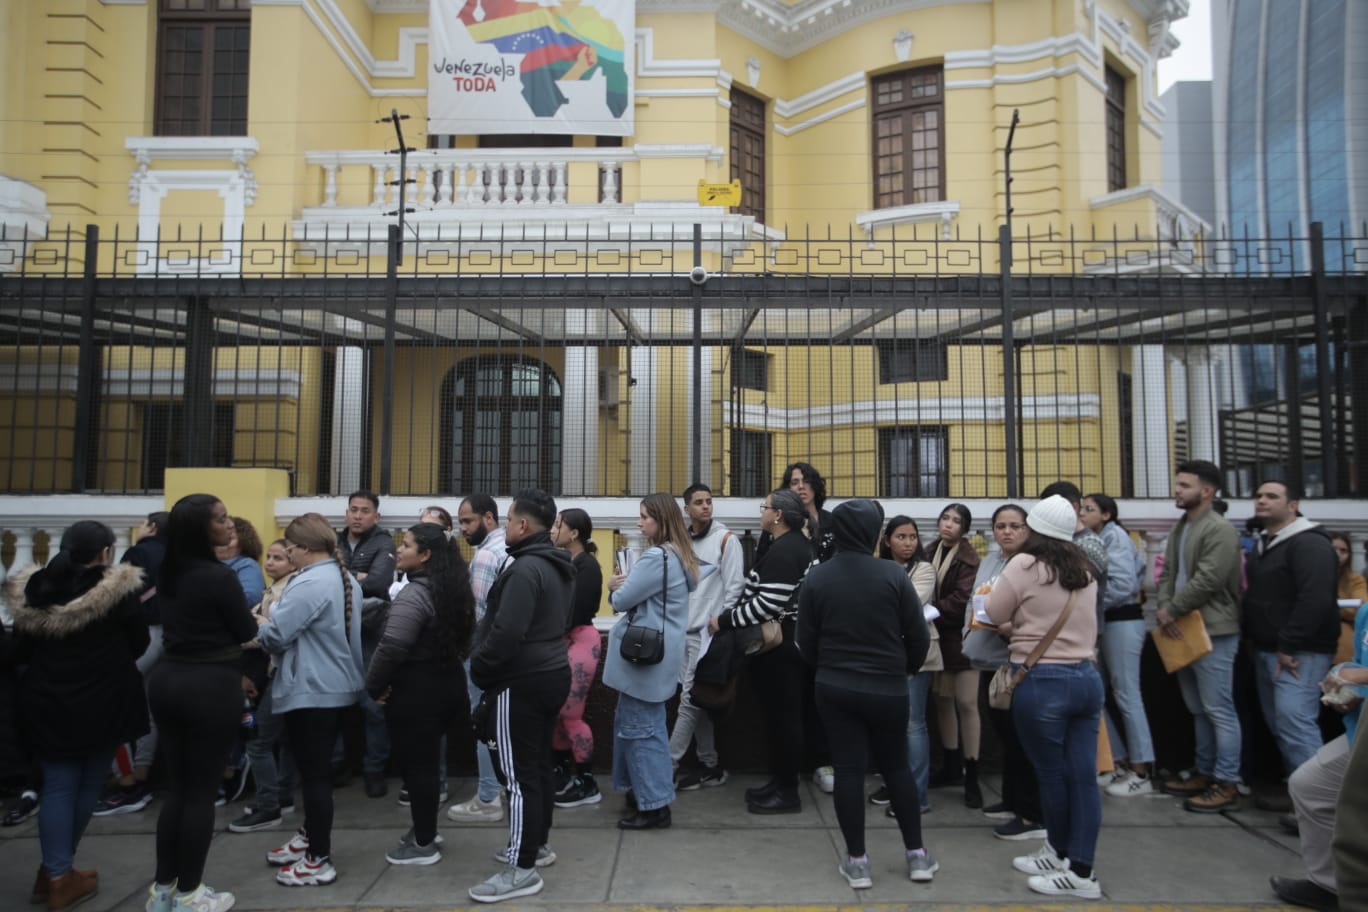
697, 179, 742, 206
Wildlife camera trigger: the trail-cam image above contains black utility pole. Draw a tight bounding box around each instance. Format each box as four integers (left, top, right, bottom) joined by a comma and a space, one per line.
1000, 108, 1021, 499
376, 109, 411, 493
380, 108, 415, 265
691, 223, 703, 484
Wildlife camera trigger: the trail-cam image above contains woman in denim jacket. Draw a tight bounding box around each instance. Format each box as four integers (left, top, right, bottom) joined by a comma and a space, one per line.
605, 492, 698, 831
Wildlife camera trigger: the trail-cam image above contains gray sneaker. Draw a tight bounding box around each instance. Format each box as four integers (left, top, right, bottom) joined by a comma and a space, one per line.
401, 827, 445, 848
386, 838, 441, 866
908, 849, 940, 882
491, 844, 556, 867
838, 858, 872, 889
468, 865, 544, 904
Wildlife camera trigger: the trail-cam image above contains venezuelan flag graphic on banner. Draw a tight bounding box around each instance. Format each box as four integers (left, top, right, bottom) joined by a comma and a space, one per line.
429, 0, 634, 136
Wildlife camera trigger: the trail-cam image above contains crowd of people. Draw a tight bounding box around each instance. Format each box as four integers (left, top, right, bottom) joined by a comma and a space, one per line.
1, 457, 1365, 910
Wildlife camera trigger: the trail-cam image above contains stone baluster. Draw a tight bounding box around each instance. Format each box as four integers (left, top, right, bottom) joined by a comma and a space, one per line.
419, 164, 435, 207
1140, 530, 1166, 602
11, 527, 35, 576
622, 527, 645, 560
322, 164, 338, 207
438, 163, 456, 206
467, 163, 485, 205
517, 161, 533, 203
602, 161, 620, 204
552, 162, 567, 204
499, 163, 514, 205
113, 526, 131, 565
371, 164, 388, 208
534, 162, 550, 205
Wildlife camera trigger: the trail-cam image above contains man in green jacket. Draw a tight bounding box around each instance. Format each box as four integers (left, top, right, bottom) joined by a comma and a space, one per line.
1156, 460, 1244, 813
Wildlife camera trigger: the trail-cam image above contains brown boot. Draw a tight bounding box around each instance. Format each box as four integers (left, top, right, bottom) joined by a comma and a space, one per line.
1185, 780, 1240, 813
46, 869, 97, 912
1162, 772, 1212, 796
31, 865, 48, 905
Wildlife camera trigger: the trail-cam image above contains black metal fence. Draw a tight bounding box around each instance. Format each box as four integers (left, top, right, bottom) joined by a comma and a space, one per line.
0, 220, 1364, 499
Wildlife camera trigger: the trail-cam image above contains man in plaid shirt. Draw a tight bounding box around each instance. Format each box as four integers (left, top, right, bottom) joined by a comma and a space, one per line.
448, 494, 513, 823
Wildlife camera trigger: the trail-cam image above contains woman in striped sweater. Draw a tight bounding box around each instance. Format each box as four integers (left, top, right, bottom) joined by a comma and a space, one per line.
710, 488, 813, 814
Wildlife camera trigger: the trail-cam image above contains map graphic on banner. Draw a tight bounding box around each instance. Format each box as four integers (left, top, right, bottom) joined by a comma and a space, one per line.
429, 0, 634, 136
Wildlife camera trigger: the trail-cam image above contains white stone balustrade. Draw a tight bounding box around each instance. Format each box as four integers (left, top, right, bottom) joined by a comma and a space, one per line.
307, 148, 638, 211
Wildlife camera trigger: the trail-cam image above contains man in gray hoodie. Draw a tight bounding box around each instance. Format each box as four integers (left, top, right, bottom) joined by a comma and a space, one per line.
670, 484, 745, 790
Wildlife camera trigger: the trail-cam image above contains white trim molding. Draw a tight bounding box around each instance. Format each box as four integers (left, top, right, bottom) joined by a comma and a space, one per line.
0, 177, 50, 273
855, 200, 961, 240
727, 393, 1102, 431
0, 363, 302, 399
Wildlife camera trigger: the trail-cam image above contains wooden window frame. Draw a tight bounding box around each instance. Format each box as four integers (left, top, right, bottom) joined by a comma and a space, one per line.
154, 0, 252, 137
1105, 65, 1128, 193
870, 66, 946, 209
729, 87, 767, 223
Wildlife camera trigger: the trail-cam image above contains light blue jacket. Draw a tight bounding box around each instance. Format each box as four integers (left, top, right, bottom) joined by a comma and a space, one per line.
1098, 521, 1145, 611
604, 545, 696, 703
257, 558, 364, 713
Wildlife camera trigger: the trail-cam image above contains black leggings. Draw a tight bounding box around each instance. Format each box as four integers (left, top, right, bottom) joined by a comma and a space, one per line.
285, 707, 344, 861
386, 663, 467, 846
749, 631, 808, 789
148, 660, 241, 891
816, 681, 924, 858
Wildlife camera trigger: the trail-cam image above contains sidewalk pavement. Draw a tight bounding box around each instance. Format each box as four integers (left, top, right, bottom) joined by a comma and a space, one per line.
1, 772, 1305, 911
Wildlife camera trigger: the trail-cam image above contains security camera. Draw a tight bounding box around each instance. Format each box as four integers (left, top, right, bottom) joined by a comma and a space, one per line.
688, 266, 709, 285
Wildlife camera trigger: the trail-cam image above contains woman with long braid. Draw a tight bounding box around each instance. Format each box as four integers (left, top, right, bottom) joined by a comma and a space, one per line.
257, 513, 364, 888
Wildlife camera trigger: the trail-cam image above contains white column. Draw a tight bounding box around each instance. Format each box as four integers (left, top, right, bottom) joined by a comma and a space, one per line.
113, 527, 131, 565
1184, 347, 1218, 464
1140, 530, 1166, 602
696, 347, 714, 486
12, 527, 35, 576
629, 330, 657, 495
561, 310, 599, 496
330, 347, 366, 494
1132, 344, 1171, 497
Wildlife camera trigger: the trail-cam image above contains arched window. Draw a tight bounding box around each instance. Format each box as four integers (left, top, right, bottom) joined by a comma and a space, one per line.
440, 356, 562, 494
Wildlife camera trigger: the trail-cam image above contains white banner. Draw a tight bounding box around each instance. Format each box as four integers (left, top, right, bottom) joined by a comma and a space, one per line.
428, 0, 634, 136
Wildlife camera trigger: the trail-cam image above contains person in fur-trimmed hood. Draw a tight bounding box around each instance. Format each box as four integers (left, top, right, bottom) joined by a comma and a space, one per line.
1245, 480, 1340, 777
6, 520, 149, 912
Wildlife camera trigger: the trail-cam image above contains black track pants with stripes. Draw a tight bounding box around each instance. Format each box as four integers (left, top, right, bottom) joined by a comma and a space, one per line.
490, 667, 571, 870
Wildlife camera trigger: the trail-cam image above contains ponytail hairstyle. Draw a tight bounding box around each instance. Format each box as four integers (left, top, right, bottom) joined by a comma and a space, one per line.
23, 520, 117, 607
768, 488, 809, 537
639, 492, 699, 581
557, 508, 597, 554
409, 522, 476, 661
161, 493, 223, 597
1083, 492, 1122, 529
284, 512, 352, 641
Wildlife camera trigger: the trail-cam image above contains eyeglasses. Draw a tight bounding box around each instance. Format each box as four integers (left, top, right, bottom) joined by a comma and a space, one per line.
760, 503, 773, 512
993, 523, 1027, 532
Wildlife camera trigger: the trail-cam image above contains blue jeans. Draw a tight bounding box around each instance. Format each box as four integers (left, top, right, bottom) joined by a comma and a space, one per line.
1011, 661, 1104, 869
611, 693, 675, 811
905, 671, 933, 808
39, 750, 115, 877
465, 660, 501, 802
1176, 633, 1243, 782
1254, 648, 1333, 775
333, 639, 392, 775
1101, 619, 1155, 765
244, 683, 295, 810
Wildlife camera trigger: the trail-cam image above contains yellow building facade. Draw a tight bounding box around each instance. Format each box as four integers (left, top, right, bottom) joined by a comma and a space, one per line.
0, 0, 1203, 500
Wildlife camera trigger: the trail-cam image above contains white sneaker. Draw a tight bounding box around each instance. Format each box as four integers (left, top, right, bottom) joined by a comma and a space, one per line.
275, 856, 337, 886
1097, 768, 1130, 787
491, 844, 556, 867
1028, 868, 1102, 899
1106, 773, 1156, 798
172, 883, 236, 912
266, 830, 309, 866
146, 883, 175, 912
1013, 843, 1067, 875
812, 766, 835, 794
447, 794, 505, 823
468, 865, 544, 903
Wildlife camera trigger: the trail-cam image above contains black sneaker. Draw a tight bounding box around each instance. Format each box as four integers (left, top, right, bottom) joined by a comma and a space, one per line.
92, 783, 152, 817
698, 764, 728, 787
228, 805, 283, 833
215, 768, 249, 808
868, 785, 890, 806
2, 792, 38, 826
554, 775, 602, 809
675, 769, 703, 791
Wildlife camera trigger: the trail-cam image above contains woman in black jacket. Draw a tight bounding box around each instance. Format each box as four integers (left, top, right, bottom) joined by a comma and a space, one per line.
797, 500, 934, 890
367, 522, 474, 866
7, 520, 149, 912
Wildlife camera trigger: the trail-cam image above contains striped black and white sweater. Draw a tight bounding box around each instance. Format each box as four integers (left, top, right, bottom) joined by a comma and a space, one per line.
717, 531, 811, 629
